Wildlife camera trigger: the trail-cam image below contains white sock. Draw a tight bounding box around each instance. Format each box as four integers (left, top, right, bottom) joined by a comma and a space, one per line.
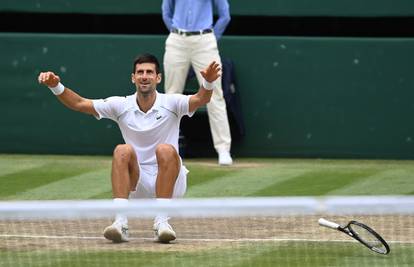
154, 198, 171, 225
113, 198, 128, 225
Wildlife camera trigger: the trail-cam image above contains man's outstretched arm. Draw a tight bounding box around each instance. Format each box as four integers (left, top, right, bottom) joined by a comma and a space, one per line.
188, 61, 221, 113
38, 71, 98, 116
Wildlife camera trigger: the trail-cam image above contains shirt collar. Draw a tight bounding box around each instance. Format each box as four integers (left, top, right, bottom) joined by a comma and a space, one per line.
132, 91, 161, 114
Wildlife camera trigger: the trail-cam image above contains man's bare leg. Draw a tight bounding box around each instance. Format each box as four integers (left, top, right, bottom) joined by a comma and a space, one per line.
111, 144, 139, 198
154, 144, 180, 243
155, 144, 180, 198
104, 144, 139, 243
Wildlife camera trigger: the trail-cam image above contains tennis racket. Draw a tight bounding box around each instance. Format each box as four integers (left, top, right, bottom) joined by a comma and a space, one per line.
318, 218, 390, 255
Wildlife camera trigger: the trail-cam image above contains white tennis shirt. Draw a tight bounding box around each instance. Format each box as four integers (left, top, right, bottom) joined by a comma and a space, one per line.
92, 91, 193, 166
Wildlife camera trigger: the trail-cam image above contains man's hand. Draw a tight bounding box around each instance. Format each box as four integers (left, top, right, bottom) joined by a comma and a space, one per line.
38, 71, 60, 88
189, 61, 220, 112
200, 61, 221, 83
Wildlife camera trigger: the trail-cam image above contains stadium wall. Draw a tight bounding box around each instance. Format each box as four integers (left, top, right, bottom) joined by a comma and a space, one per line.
1, 0, 414, 16
1, 33, 413, 158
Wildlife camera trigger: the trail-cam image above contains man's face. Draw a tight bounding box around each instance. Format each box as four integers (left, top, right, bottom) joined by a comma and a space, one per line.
131, 63, 161, 95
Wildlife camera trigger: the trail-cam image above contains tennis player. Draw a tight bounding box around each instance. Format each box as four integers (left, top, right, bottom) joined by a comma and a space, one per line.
37, 53, 220, 243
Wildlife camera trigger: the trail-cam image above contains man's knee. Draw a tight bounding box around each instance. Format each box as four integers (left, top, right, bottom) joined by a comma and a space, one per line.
113, 144, 135, 162
155, 144, 178, 163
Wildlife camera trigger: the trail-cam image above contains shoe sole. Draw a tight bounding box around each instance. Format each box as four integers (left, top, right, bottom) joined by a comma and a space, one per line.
157, 229, 176, 243
103, 226, 127, 243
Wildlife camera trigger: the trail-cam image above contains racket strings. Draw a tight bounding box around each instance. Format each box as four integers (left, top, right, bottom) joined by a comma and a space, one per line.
350, 224, 386, 251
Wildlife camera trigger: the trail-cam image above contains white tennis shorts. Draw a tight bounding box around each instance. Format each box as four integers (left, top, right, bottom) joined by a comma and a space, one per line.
129, 163, 189, 199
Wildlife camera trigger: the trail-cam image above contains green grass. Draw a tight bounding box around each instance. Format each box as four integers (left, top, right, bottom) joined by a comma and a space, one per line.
1, 154, 414, 266
0, 154, 112, 200
1, 155, 414, 199
1, 243, 413, 267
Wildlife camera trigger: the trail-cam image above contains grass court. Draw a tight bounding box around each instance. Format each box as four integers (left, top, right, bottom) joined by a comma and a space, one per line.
1, 154, 413, 266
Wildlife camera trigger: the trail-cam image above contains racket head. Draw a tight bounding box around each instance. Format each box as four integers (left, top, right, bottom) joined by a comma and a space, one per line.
346, 220, 390, 255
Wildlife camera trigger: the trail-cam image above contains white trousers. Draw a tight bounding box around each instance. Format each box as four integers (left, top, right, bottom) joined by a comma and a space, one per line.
163, 32, 231, 153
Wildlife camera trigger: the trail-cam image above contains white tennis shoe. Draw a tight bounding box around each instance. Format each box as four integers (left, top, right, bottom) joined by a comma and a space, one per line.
103, 221, 129, 243
153, 221, 176, 243
218, 151, 233, 166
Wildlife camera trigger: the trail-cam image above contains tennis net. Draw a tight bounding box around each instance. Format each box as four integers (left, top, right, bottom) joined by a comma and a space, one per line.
0, 196, 413, 267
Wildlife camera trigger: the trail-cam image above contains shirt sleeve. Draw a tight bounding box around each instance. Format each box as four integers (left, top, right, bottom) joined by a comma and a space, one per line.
172, 94, 195, 118
213, 0, 231, 40
161, 0, 174, 30
92, 96, 126, 122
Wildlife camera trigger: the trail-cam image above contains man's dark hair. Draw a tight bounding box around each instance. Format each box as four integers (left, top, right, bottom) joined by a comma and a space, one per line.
132, 53, 160, 74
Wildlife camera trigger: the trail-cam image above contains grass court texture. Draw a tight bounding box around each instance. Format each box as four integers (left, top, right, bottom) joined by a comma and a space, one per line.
1, 154, 413, 267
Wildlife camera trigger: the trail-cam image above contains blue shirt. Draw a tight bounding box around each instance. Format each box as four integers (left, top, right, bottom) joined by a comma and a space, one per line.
162, 0, 231, 40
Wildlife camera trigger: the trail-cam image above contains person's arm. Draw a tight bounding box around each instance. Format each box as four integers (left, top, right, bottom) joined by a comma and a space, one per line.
213, 0, 231, 40
188, 61, 221, 113
161, 0, 174, 31
38, 71, 98, 116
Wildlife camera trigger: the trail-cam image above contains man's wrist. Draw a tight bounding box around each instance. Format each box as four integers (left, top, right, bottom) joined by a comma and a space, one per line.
48, 82, 65, 95
202, 79, 215, 91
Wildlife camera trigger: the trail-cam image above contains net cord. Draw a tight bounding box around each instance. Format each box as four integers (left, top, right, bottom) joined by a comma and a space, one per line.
0, 196, 413, 219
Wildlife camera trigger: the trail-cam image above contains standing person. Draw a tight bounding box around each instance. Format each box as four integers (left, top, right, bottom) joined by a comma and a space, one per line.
162, 0, 233, 165
37, 54, 220, 243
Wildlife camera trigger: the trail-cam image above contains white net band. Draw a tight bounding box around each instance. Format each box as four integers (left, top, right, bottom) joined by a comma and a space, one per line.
0, 196, 413, 219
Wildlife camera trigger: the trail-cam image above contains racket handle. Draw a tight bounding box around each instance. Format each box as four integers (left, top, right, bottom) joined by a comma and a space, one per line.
318, 218, 340, 229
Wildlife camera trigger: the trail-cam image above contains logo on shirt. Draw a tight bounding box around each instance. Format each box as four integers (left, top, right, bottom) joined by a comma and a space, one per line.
156, 112, 162, 120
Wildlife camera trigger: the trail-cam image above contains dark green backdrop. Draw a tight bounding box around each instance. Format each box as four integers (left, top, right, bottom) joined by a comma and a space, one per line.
1, 33, 413, 158
1, 0, 414, 16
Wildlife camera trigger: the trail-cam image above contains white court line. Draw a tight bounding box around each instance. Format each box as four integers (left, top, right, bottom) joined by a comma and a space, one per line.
0, 234, 412, 244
